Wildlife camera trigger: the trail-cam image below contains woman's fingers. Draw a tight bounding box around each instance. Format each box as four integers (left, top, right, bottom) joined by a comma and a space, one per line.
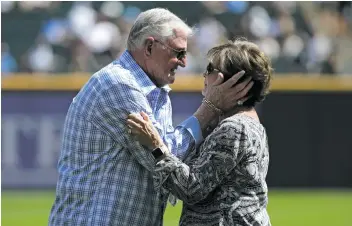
235, 77, 252, 94
128, 114, 145, 124
212, 72, 224, 86
140, 112, 150, 121
127, 120, 145, 138
127, 119, 143, 130
236, 94, 252, 105
130, 129, 142, 136
234, 81, 254, 101
221, 70, 246, 90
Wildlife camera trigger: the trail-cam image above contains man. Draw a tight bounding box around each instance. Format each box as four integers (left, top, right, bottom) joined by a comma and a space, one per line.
49, 8, 253, 226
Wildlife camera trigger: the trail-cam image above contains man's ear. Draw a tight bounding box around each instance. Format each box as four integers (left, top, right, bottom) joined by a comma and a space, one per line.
144, 37, 154, 57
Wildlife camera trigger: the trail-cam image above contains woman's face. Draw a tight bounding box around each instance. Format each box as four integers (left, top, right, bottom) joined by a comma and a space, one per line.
202, 63, 221, 96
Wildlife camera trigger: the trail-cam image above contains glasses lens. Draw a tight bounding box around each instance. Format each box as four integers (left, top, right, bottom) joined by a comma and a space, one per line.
177, 51, 186, 60
206, 63, 213, 75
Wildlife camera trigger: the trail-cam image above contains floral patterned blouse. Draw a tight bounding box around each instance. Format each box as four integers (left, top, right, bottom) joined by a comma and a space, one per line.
153, 114, 271, 226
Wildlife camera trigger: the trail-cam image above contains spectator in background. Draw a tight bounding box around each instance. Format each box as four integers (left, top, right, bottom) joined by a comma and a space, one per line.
28, 35, 55, 73
1, 42, 18, 75
48, 8, 252, 226
2, 1, 351, 75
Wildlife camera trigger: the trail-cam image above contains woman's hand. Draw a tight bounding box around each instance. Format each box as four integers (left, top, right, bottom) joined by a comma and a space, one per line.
127, 112, 164, 150
205, 71, 253, 112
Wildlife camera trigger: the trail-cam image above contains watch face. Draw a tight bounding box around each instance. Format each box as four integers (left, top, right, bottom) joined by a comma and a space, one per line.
152, 148, 164, 159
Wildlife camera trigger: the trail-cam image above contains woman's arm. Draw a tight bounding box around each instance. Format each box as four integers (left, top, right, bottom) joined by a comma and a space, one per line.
154, 119, 247, 204
127, 114, 247, 204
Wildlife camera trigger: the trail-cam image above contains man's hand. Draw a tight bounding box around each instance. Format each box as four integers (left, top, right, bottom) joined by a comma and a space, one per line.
205, 71, 253, 112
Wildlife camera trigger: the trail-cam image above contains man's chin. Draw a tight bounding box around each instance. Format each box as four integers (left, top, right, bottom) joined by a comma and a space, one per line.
168, 74, 176, 84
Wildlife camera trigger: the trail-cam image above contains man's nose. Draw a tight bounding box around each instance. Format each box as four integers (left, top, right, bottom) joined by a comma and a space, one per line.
178, 56, 187, 68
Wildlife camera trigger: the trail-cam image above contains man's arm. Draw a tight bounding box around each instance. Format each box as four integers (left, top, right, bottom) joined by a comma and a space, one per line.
90, 82, 199, 171
90, 83, 157, 171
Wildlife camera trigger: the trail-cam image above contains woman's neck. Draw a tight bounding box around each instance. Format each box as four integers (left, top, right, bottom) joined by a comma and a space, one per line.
219, 106, 259, 122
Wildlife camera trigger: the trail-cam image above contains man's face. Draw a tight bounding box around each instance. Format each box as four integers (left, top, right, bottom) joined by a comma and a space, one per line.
146, 29, 188, 87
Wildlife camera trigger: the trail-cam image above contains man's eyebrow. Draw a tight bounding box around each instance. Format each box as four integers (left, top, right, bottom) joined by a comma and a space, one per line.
172, 45, 186, 51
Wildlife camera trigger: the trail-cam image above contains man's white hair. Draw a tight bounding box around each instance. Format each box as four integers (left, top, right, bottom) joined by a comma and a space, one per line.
127, 8, 193, 51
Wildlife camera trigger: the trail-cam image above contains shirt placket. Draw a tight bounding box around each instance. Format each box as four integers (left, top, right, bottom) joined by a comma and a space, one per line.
148, 89, 170, 226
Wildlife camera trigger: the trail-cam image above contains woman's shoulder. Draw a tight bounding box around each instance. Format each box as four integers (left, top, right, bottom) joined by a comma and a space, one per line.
209, 115, 249, 141
213, 113, 266, 140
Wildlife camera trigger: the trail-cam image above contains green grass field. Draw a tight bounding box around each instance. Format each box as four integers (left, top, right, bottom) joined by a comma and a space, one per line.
2, 190, 352, 226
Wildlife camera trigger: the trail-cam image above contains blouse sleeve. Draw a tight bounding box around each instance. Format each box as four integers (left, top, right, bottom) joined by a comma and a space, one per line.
153, 119, 248, 204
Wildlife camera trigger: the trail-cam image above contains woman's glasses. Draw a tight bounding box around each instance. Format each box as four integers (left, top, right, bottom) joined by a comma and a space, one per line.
204, 63, 221, 76
154, 39, 187, 60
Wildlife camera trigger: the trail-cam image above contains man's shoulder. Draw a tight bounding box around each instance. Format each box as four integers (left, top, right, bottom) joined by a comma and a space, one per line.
76, 62, 142, 103
92, 62, 138, 88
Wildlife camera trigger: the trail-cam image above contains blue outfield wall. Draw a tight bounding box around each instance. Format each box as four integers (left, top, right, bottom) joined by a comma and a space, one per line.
1, 91, 204, 188
2, 89, 352, 189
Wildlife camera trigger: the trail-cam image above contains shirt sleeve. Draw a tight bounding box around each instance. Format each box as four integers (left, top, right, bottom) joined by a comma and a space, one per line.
163, 110, 203, 160
177, 116, 203, 147
89, 80, 198, 171
153, 119, 247, 204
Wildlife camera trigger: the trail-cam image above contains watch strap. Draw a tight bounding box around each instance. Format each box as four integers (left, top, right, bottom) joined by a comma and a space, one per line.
151, 147, 165, 159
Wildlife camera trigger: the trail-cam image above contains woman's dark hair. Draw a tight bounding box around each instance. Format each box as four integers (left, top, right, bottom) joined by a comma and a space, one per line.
206, 38, 273, 107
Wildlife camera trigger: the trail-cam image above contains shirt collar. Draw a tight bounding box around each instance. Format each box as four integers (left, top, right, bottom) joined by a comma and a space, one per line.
116, 50, 172, 95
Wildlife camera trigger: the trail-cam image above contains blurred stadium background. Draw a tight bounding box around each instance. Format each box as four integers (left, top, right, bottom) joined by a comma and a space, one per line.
2, 1, 352, 226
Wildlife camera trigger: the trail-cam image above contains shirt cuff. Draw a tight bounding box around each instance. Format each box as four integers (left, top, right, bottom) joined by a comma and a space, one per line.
177, 116, 204, 146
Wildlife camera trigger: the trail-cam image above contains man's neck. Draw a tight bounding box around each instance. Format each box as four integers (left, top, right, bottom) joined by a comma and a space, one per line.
129, 50, 160, 87
130, 50, 148, 74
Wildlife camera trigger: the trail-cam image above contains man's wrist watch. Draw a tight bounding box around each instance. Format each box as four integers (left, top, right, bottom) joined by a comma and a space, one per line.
151, 147, 166, 159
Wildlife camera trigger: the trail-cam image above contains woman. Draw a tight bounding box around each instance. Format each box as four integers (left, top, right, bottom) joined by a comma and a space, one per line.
127, 39, 273, 226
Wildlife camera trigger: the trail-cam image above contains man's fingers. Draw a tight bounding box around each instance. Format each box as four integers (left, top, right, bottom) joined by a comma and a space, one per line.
222, 70, 246, 89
